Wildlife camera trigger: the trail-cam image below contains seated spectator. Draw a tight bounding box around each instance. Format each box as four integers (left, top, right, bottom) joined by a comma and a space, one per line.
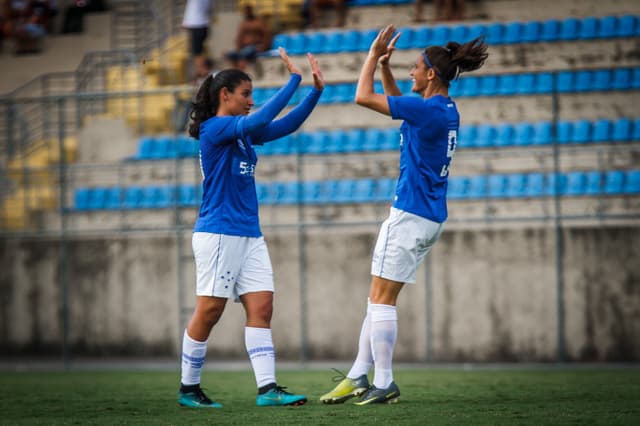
3, 0, 52, 54
304, 0, 347, 29
225, 5, 272, 71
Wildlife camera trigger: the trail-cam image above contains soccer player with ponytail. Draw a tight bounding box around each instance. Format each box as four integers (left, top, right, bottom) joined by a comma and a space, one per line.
320, 25, 488, 405
179, 48, 324, 408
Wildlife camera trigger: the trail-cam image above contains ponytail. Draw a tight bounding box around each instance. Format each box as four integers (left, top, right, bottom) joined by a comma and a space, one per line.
188, 69, 252, 139
424, 37, 488, 87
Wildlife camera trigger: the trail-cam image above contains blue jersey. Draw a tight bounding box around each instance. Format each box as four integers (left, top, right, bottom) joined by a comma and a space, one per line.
194, 74, 322, 237
387, 94, 459, 223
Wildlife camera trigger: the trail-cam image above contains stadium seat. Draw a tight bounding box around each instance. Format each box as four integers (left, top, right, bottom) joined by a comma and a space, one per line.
139, 186, 157, 209
584, 171, 602, 195
592, 119, 612, 142
304, 130, 330, 154
540, 19, 560, 42
475, 124, 495, 148
488, 174, 508, 197
559, 18, 579, 40
413, 27, 431, 47
123, 186, 143, 209
352, 179, 376, 202
546, 173, 567, 196
485, 22, 503, 45
612, 118, 632, 142
343, 29, 361, 52
447, 176, 467, 199
374, 178, 396, 202
612, 68, 631, 90
450, 24, 468, 43
430, 25, 451, 46
301, 181, 321, 204
634, 119, 640, 141
522, 21, 541, 43
104, 187, 122, 210
272, 34, 289, 51
287, 33, 307, 55
178, 185, 197, 207
513, 122, 534, 146
624, 170, 640, 194
535, 72, 554, 94
532, 121, 552, 145
178, 136, 199, 158
515, 73, 535, 94
555, 71, 574, 93
574, 70, 592, 92
505, 174, 527, 198
572, 120, 592, 144
616, 15, 636, 37
87, 187, 107, 210
592, 70, 611, 91
503, 22, 522, 44
461, 76, 480, 97
74, 188, 91, 210
458, 124, 477, 148
466, 23, 486, 42
497, 74, 517, 95
325, 31, 345, 54
494, 123, 514, 147
632, 68, 640, 89
395, 27, 414, 49
380, 128, 400, 151
275, 181, 300, 204
556, 120, 573, 144
344, 128, 366, 153
525, 173, 545, 197
598, 16, 617, 38
467, 175, 488, 198
565, 171, 587, 196
603, 170, 625, 194
579, 16, 598, 39
358, 29, 379, 51
331, 179, 355, 203
479, 75, 498, 96
136, 137, 156, 160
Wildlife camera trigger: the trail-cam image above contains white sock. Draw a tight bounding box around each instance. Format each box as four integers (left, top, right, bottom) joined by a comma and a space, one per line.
245, 326, 276, 388
370, 303, 397, 389
181, 330, 207, 386
347, 298, 373, 379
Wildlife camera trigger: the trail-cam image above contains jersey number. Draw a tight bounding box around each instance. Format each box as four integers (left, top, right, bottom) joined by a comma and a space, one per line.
440, 129, 457, 177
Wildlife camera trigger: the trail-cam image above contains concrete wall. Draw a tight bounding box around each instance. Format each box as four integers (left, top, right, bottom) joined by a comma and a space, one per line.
1, 225, 638, 361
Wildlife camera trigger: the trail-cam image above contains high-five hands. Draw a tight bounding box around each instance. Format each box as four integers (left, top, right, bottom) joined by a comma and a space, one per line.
307, 53, 325, 90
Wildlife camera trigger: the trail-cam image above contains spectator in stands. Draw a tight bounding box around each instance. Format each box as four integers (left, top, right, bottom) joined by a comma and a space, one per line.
320, 25, 487, 405
414, 0, 465, 23
182, 0, 213, 80
225, 4, 272, 71
304, 0, 348, 29
178, 48, 325, 408
3, 0, 51, 54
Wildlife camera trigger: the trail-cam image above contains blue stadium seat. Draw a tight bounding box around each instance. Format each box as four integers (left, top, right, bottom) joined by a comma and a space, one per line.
624, 170, 640, 194
612, 68, 631, 90
466, 23, 486, 42
358, 29, 379, 51
430, 25, 451, 45
494, 123, 514, 147
74, 188, 90, 210
555, 71, 574, 93
592, 70, 611, 90
488, 174, 508, 197
335, 83, 354, 103
123, 186, 143, 209
535, 72, 554, 94
413, 27, 431, 47
287, 33, 307, 55
395, 27, 414, 49
332, 179, 355, 203
616, 15, 636, 37
380, 128, 400, 151
362, 128, 383, 152
572, 120, 592, 144
559, 18, 579, 40
324, 31, 344, 54
326, 129, 347, 153
178, 185, 197, 207
532, 121, 552, 145
632, 68, 640, 89
467, 175, 488, 198
612, 118, 632, 142
136, 137, 155, 160
546, 173, 567, 196
497, 74, 517, 95
505, 174, 527, 197
522, 21, 541, 43
592, 119, 612, 142
574, 70, 592, 92
450, 24, 468, 43
556, 120, 573, 144
598, 16, 617, 38
352, 178, 376, 202
565, 171, 587, 195
503, 22, 522, 44
540, 19, 560, 42
460, 76, 480, 97
584, 171, 602, 195
479, 75, 498, 96
458, 124, 477, 148
516, 73, 535, 94
104, 187, 122, 210
87, 187, 107, 210
139, 186, 157, 209
374, 178, 396, 202
344, 128, 366, 153
343, 30, 361, 52
525, 173, 545, 197
603, 170, 625, 194
301, 181, 321, 204
485, 22, 503, 45
276, 181, 300, 204
513, 122, 534, 146
447, 176, 468, 200
634, 119, 640, 141
153, 137, 175, 159
579, 16, 598, 39
473, 124, 494, 148
305, 130, 331, 154
178, 136, 199, 158
272, 34, 290, 51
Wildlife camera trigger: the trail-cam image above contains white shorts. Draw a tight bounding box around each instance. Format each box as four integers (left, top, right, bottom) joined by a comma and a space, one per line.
371, 207, 445, 284
192, 232, 274, 300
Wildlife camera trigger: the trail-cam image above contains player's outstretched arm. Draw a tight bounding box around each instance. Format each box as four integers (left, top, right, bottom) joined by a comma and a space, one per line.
355, 25, 396, 115
379, 32, 401, 96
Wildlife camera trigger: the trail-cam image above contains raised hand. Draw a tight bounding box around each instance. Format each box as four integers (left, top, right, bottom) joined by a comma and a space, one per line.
279, 47, 302, 76
369, 25, 397, 59
379, 32, 401, 66
307, 53, 325, 90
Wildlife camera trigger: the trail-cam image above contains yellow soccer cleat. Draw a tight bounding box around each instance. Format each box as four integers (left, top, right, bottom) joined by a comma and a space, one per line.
320, 370, 370, 404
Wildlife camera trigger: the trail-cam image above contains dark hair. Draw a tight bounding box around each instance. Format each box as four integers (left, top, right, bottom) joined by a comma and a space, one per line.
424, 37, 489, 87
188, 69, 252, 139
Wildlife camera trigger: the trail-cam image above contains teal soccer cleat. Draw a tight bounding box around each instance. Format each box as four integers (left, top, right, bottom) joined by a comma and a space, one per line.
354, 382, 400, 405
256, 385, 307, 406
178, 386, 223, 408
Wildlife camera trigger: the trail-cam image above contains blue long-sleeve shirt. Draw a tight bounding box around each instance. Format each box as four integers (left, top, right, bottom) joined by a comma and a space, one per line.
194, 74, 322, 237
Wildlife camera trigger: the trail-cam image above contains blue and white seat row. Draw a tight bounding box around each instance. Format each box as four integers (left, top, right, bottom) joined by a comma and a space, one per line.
73, 169, 640, 210
272, 15, 640, 55
251, 67, 640, 106
130, 117, 640, 160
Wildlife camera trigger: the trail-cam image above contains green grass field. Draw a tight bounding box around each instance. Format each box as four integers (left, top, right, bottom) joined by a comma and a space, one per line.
1, 367, 639, 425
